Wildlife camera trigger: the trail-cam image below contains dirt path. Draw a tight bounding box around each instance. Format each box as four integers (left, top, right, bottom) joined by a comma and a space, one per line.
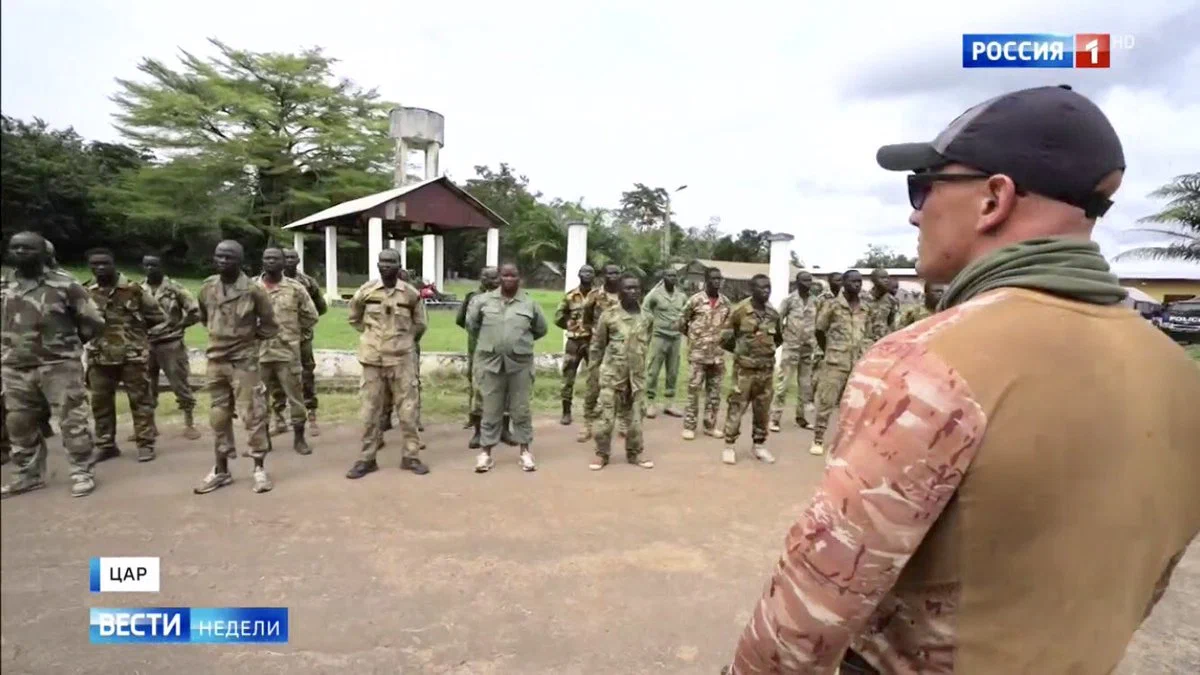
2, 415, 1196, 674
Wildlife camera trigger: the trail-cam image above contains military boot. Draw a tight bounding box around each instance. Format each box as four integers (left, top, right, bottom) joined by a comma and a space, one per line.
468, 414, 482, 449
346, 459, 378, 479
560, 401, 572, 426
94, 446, 121, 463
182, 409, 202, 440
307, 410, 321, 437
293, 423, 312, 455
576, 423, 592, 443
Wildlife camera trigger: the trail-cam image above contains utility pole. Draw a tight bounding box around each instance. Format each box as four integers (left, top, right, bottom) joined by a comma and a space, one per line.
663, 184, 688, 262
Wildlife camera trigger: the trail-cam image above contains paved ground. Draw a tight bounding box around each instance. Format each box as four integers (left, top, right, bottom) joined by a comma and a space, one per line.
2, 413, 1197, 674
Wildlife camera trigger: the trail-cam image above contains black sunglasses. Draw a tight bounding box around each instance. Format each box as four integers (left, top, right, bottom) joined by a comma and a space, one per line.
906, 172, 989, 210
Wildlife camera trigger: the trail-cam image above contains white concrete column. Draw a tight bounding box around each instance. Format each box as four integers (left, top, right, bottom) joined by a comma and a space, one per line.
422, 233, 436, 286
399, 239, 408, 270
293, 232, 305, 273
425, 144, 440, 180
434, 235, 445, 291
388, 238, 398, 251
565, 221, 589, 291
394, 139, 409, 187
368, 217, 384, 282
768, 232, 795, 310
324, 225, 339, 301
486, 228, 500, 267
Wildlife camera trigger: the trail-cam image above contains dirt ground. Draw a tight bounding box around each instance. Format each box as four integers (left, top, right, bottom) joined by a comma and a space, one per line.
2, 413, 1197, 674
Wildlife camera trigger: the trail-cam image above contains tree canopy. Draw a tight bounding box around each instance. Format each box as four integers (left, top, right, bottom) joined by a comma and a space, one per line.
854, 244, 916, 268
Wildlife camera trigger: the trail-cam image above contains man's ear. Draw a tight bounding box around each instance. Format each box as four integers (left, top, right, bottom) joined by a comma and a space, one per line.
978, 174, 1019, 235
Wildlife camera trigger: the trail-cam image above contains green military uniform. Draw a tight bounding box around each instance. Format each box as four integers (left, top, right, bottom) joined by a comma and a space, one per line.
897, 304, 933, 329
866, 291, 899, 343
720, 299, 782, 446
197, 272, 279, 459
771, 290, 819, 427
457, 285, 490, 416
1, 268, 105, 495
580, 288, 620, 427
554, 285, 593, 405
142, 276, 200, 420
589, 303, 654, 461
812, 295, 870, 445
641, 282, 687, 409
278, 269, 326, 415
467, 290, 548, 447
349, 278, 425, 462
679, 291, 732, 433
86, 274, 165, 458
256, 275, 318, 429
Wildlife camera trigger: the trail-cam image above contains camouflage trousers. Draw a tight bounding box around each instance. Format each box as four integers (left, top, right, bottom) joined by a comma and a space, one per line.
271, 339, 316, 417
723, 366, 773, 445
684, 360, 725, 432
379, 350, 422, 428
582, 350, 603, 424
560, 337, 590, 404
88, 361, 156, 451
361, 360, 419, 462
0, 391, 52, 462
771, 344, 815, 423
1, 362, 95, 481
262, 359, 305, 426
645, 334, 681, 402
479, 365, 534, 447
594, 381, 644, 459
148, 339, 195, 414
812, 366, 851, 444
208, 358, 270, 460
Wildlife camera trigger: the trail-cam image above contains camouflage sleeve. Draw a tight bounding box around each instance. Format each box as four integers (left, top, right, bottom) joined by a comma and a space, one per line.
772, 313, 783, 348
719, 306, 738, 353
309, 279, 328, 316
67, 281, 105, 342
530, 301, 548, 341
582, 293, 597, 331
588, 312, 609, 364
466, 294, 484, 335
728, 341, 987, 674
297, 286, 319, 331
553, 293, 569, 330
251, 285, 280, 342
347, 287, 367, 333
678, 296, 695, 334
413, 296, 428, 342
139, 285, 167, 330
177, 285, 201, 330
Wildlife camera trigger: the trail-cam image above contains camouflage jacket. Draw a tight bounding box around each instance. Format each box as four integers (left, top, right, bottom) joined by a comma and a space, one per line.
142, 276, 200, 345
866, 291, 900, 342
255, 275, 319, 363
816, 294, 870, 372
679, 291, 732, 364
86, 274, 166, 365
721, 299, 782, 370
197, 272, 280, 363
778, 290, 819, 350
456, 286, 489, 354
285, 270, 326, 341
555, 285, 595, 340
348, 279, 425, 367
898, 304, 934, 329
581, 288, 620, 338
467, 289, 548, 374
641, 283, 687, 339
589, 304, 654, 390
1, 269, 105, 368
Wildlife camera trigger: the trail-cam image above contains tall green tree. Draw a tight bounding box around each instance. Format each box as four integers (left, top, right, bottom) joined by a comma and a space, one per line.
712, 229, 771, 262
618, 183, 669, 231
1116, 172, 1200, 263
854, 243, 916, 268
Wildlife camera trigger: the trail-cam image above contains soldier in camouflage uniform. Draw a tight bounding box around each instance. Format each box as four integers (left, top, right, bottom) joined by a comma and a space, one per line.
457, 266, 499, 448
281, 247, 327, 434
588, 273, 656, 471
678, 266, 732, 440
345, 249, 428, 479
256, 247, 319, 455
811, 272, 842, 375
141, 255, 202, 440
2, 231, 105, 498
577, 263, 622, 442
898, 281, 946, 328
865, 267, 899, 343
720, 275, 782, 465
193, 241, 280, 495
642, 267, 687, 419
771, 270, 819, 431
553, 264, 595, 426
810, 270, 869, 456
84, 248, 166, 463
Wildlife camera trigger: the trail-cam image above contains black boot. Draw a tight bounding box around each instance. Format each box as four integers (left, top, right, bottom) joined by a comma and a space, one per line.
500, 414, 517, 446
401, 457, 430, 475
468, 414, 482, 449
94, 446, 121, 463
293, 423, 312, 455
346, 459, 378, 479
560, 401, 572, 426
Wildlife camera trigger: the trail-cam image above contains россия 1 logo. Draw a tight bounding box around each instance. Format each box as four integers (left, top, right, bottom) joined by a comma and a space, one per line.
962, 34, 1128, 68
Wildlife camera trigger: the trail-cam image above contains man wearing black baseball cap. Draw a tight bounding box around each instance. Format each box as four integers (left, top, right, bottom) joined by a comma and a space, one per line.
725, 86, 1200, 674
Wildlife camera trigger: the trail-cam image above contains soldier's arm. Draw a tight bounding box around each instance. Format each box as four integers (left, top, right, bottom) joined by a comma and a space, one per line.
197, 287, 209, 326
466, 295, 484, 334
719, 309, 738, 353
530, 302, 548, 341
413, 295, 428, 343
727, 347, 987, 674
582, 294, 596, 331
252, 286, 280, 341
588, 313, 609, 364
677, 298, 694, 334
310, 281, 328, 316
347, 288, 367, 333
67, 282, 105, 342
641, 289, 657, 314
298, 287, 319, 331
815, 303, 831, 352
139, 286, 167, 330
777, 295, 792, 327
553, 294, 569, 330
772, 314, 783, 348
178, 286, 201, 330
456, 292, 471, 329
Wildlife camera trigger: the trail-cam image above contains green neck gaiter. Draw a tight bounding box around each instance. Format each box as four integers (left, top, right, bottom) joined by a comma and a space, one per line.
938, 237, 1127, 311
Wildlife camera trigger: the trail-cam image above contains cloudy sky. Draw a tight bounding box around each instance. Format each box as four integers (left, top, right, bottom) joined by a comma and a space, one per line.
2, 0, 1198, 275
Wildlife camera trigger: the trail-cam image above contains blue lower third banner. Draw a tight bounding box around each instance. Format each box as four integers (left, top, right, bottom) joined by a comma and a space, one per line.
89, 607, 288, 644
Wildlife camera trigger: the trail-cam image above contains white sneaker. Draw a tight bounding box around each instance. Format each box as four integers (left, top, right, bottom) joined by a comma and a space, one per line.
768, 421, 781, 433
646, 405, 659, 419
722, 448, 737, 465
753, 445, 776, 464
252, 467, 273, 494
809, 443, 824, 456
474, 451, 494, 473
681, 429, 696, 440
519, 449, 537, 472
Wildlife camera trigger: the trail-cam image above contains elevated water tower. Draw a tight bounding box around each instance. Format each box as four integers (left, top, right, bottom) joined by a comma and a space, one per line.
389, 106, 446, 288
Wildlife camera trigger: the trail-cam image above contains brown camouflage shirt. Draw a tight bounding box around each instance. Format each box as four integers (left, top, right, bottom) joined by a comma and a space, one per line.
555, 285, 595, 340
816, 294, 870, 372
1, 269, 105, 368
898, 304, 934, 329
589, 304, 654, 391
348, 278, 425, 367
581, 287, 620, 338
86, 273, 165, 365
142, 276, 200, 345
778, 290, 819, 351
285, 269, 326, 341
721, 299, 782, 370
255, 275, 318, 363
679, 291, 732, 364
866, 290, 899, 342
197, 272, 279, 363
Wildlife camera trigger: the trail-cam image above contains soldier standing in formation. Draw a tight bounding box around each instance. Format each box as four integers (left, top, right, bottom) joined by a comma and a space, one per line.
577, 263, 622, 442
678, 267, 731, 440
719, 274, 781, 465
1, 232, 105, 498
865, 267, 899, 343
589, 273, 656, 471
809, 269, 869, 457
468, 262, 547, 474
457, 265, 499, 448
554, 263, 594, 426
641, 267, 686, 419
771, 270, 818, 432
345, 249, 427, 479
193, 240, 279, 495
281, 247, 327, 435
256, 247, 318, 455
141, 255, 202, 440
898, 281, 946, 328
85, 248, 165, 463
